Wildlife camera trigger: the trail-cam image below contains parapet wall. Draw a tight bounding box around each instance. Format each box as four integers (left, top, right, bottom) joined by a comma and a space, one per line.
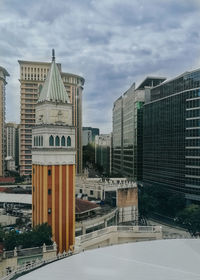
75, 226, 162, 252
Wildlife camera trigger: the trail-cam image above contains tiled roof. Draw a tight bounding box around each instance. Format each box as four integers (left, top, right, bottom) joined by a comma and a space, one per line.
76, 198, 99, 214
38, 59, 70, 104
0, 187, 7, 192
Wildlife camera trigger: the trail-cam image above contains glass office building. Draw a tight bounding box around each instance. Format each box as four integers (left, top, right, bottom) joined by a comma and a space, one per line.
112, 77, 165, 180
112, 96, 123, 175
143, 69, 200, 202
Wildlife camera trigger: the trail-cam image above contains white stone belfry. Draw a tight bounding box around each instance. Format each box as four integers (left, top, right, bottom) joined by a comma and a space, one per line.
32, 50, 76, 166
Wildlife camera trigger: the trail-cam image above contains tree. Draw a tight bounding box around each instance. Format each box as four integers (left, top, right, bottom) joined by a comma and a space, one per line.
0, 224, 5, 243
31, 223, 53, 247
4, 231, 19, 250
82, 144, 95, 168
177, 204, 200, 236
138, 184, 186, 222
4, 223, 53, 250
138, 188, 159, 220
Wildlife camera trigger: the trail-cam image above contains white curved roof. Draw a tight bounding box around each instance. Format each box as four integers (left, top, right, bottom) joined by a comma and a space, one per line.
0, 193, 32, 204
19, 239, 200, 280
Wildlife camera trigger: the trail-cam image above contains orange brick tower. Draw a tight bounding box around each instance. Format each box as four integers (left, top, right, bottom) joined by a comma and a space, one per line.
32, 50, 75, 253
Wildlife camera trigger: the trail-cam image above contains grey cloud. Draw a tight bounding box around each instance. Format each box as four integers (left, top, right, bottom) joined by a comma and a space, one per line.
1, 0, 200, 133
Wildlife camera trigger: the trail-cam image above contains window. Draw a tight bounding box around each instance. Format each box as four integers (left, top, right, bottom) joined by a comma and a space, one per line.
48, 169, 51, 176
34, 136, 36, 146
48, 189, 51, 195
80, 189, 82, 193
41, 136, 43, 146
90, 190, 94, 195
48, 208, 51, 214
67, 136, 71, 147
35, 136, 38, 146
49, 135, 54, 146
55, 136, 60, 146
61, 136, 65, 146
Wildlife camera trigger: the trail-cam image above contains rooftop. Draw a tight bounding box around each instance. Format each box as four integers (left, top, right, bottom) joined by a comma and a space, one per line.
136, 76, 166, 90
18, 239, 200, 280
75, 198, 100, 214
0, 193, 32, 205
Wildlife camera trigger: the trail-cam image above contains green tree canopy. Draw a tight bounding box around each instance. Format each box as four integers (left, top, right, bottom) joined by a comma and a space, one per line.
138, 185, 185, 220
177, 204, 200, 236
0, 224, 5, 243
4, 223, 53, 250
83, 144, 95, 168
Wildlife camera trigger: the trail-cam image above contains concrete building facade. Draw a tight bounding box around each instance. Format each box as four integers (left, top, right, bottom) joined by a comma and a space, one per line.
32, 52, 76, 253
0, 66, 9, 177
19, 58, 84, 176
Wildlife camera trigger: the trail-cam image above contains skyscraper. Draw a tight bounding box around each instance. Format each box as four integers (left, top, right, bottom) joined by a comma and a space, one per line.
0, 66, 9, 176
112, 77, 165, 180
143, 69, 200, 203
19, 59, 84, 176
32, 51, 75, 253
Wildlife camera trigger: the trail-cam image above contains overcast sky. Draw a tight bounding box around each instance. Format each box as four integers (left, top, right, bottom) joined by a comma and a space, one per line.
1, 0, 200, 133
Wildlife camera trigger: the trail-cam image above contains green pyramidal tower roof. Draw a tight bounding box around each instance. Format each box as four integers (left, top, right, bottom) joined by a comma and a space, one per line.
38, 50, 70, 103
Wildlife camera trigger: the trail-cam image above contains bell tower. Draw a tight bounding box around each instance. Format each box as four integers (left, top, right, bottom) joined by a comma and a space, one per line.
32, 50, 75, 253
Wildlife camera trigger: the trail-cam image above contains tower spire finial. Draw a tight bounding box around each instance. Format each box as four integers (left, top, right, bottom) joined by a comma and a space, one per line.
52, 49, 55, 62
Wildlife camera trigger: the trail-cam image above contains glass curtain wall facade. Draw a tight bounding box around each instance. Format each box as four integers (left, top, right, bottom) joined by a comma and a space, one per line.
143, 70, 200, 202
112, 78, 165, 180
112, 97, 123, 175
134, 101, 144, 181
112, 88, 143, 179
123, 86, 135, 178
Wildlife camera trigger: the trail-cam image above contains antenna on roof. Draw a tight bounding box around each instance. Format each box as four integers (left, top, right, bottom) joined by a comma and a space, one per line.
52, 49, 55, 61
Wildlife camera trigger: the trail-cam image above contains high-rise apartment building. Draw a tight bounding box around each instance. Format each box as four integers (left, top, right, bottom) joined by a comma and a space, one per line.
143, 69, 200, 203
112, 77, 165, 180
0, 66, 9, 176
19, 59, 84, 176
5, 123, 19, 168
32, 53, 75, 253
